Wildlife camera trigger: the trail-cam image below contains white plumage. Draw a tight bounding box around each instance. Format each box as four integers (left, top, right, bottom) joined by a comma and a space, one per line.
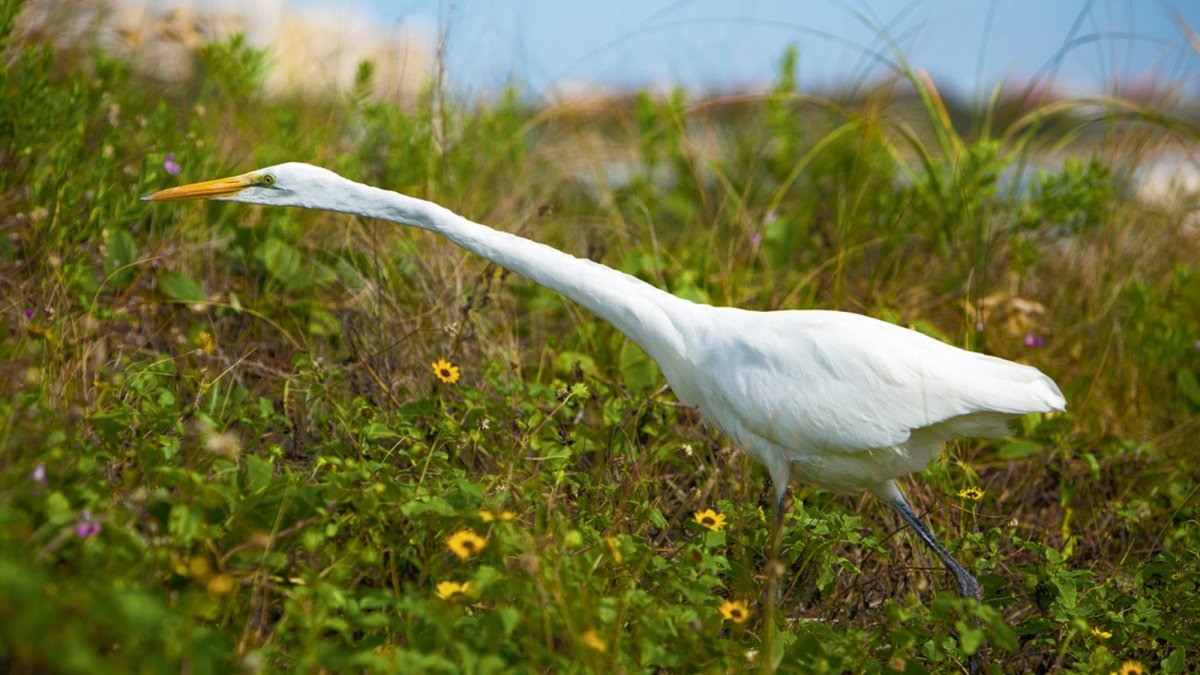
677, 309, 1064, 500
146, 162, 1066, 607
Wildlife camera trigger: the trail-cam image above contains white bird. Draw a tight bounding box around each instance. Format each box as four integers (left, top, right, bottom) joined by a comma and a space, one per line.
145, 162, 1066, 605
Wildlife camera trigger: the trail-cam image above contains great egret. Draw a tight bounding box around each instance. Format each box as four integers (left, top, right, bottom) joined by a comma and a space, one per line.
145, 162, 1065, 607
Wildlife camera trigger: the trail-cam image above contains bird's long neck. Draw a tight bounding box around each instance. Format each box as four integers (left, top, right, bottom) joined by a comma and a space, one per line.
337, 181, 695, 367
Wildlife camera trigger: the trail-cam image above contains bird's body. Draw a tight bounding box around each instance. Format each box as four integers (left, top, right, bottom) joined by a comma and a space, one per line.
674, 308, 1064, 497
146, 162, 1065, 616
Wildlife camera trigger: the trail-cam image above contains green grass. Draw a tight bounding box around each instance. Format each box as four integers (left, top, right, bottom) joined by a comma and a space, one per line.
2, 6, 1199, 673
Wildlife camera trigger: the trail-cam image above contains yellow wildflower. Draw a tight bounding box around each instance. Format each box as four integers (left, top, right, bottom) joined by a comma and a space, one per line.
1113, 662, 1143, 675
958, 486, 984, 501
206, 574, 235, 595
188, 555, 212, 578
478, 509, 516, 522
1089, 626, 1112, 640
26, 324, 55, 343
718, 600, 751, 624
446, 528, 486, 561
197, 331, 215, 354
581, 629, 607, 653
693, 508, 727, 532
431, 358, 460, 384
435, 580, 472, 600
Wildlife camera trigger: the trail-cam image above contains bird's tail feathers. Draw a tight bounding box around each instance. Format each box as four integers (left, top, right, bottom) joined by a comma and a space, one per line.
963, 353, 1066, 415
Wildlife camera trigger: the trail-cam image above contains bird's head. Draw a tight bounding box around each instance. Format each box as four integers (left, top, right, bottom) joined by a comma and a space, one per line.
142, 162, 352, 209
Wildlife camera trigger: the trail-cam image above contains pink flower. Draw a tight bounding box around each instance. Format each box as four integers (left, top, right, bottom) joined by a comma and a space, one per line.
24, 308, 34, 319
30, 463, 47, 486
74, 510, 101, 539
1024, 332, 1046, 348
163, 153, 181, 176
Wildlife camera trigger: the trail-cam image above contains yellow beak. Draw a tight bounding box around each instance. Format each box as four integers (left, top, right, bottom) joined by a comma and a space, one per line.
142, 174, 253, 201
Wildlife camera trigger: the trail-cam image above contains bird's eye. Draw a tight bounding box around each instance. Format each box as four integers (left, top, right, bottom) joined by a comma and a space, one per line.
260, 174, 276, 186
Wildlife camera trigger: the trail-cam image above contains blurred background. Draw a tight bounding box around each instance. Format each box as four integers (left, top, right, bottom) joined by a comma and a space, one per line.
20, 0, 1199, 197
24, 0, 1200, 100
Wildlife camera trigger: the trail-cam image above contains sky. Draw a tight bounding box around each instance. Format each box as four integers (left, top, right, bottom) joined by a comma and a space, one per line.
290, 0, 1199, 99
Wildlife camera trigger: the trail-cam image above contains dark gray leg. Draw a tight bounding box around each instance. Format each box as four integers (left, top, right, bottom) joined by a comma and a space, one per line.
769, 489, 786, 602
879, 481, 982, 674
759, 487, 790, 671
761, 460, 791, 607
886, 487, 981, 601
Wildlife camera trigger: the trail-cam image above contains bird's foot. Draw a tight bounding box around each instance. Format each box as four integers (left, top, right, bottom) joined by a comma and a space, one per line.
956, 573, 983, 674
957, 574, 982, 603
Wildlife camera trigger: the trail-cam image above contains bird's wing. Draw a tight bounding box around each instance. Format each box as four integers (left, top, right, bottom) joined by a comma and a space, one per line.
702, 310, 1064, 455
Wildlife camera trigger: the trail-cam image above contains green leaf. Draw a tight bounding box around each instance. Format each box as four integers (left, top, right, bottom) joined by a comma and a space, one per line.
1051, 577, 1076, 610
361, 422, 399, 441
246, 454, 273, 493
955, 621, 984, 655
89, 409, 134, 441
1176, 369, 1200, 407
158, 271, 206, 302
554, 351, 598, 377
115, 591, 168, 636
496, 606, 521, 637
997, 439, 1042, 459
400, 496, 457, 517
1162, 647, 1187, 673
44, 491, 71, 520
256, 237, 308, 290
647, 507, 667, 529
169, 504, 202, 544
104, 229, 137, 287
307, 306, 341, 336
619, 342, 660, 392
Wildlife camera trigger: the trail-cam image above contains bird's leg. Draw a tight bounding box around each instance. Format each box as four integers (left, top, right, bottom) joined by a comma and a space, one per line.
887, 492, 981, 601
757, 483, 789, 613
882, 482, 982, 675
768, 488, 787, 604
760, 457, 792, 608
760, 484, 789, 671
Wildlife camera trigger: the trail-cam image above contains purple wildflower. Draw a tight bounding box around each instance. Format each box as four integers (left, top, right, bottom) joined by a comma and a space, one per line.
24, 308, 35, 320
164, 153, 181, 176
74, 510, 101, 539
30, 463, 47, 486
1024, 332, 1046, 348
1194, 339, 1200, 351
975, 322, 985, 332
749, 232, 763, 248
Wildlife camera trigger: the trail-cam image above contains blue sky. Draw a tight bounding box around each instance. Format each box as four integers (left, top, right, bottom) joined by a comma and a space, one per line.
299, 0, 1198, 98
